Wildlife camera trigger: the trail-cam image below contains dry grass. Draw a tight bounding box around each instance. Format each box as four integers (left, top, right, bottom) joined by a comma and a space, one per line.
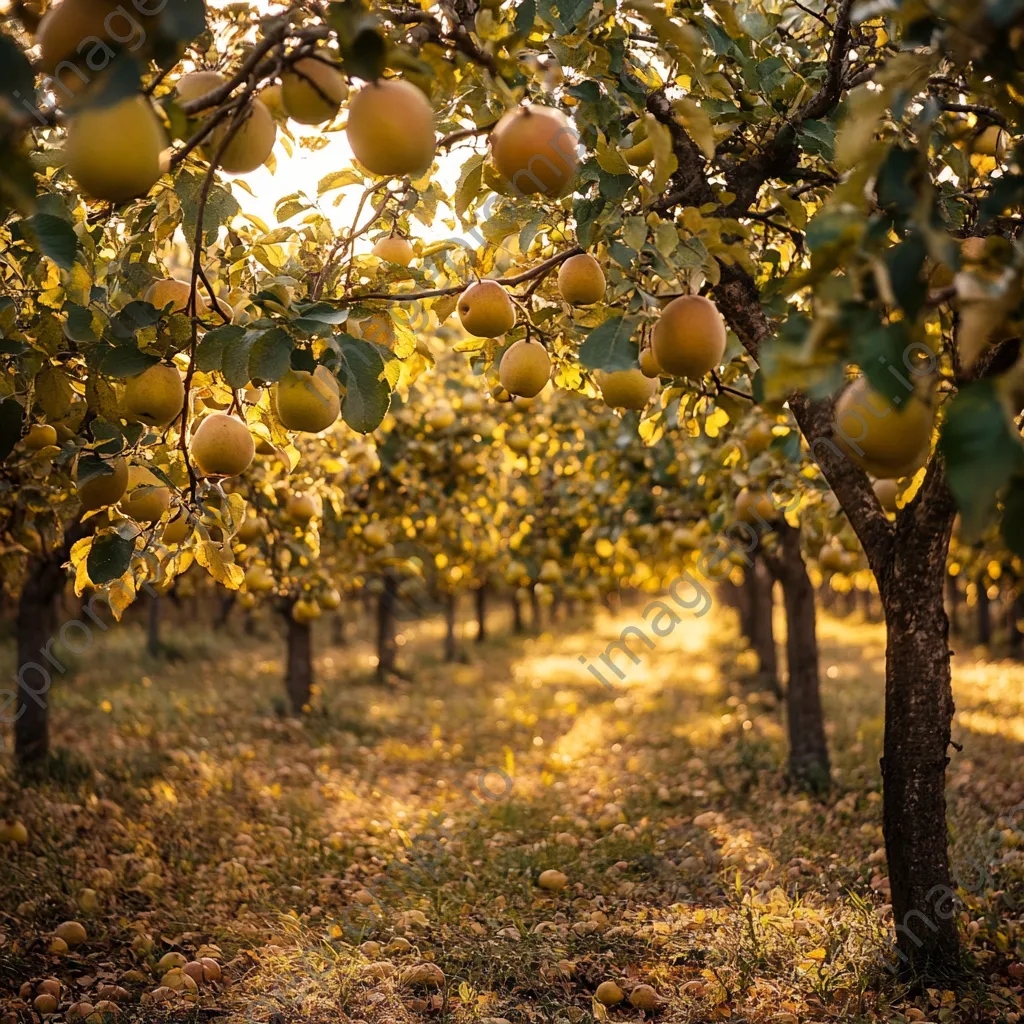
1, 595, 1023, 1023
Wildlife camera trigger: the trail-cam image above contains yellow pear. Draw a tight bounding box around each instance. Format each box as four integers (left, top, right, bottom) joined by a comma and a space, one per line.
123, 362, 184, 427
119, 466, 170, 523
76, 455, 128, 510
735, 487, 775, 525
372, 236, 415, 266
638, 346, 661, 378
23, 423, 58, 450
190, 413, 255, 477
292, 597, 321, 623
873, 477, 900, 513
144, 278, 207, 316
65, 95, 164, 203
458, 281, 515, 337
557, 253, 606, 306
652, 295, 728, 379
286, 493, 319, 523
281, 55, 347, 125
260, 83, 284, 118
972, 124, 1008, 158
162, 513, 192, 546
320, 587, 342, 610
490, 105, 579, 196
346, 79, 435, 177
174, 70, 225, 104
363, 521, 389, 548
244, 564, 275, 593
208, 98, 276, 174
273, 367, 340, 433
499, 339, 551, 398
595, 368, 657, 410
833, 376, 933, 479
237, 515, 265, 543
621, 120, 654, 166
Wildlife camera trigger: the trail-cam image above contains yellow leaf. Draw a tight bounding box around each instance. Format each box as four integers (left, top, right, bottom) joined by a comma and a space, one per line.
672, 98, 715, 160
646, 115, 678, 195
595, 130, 630, 175
195, 539, 244, 590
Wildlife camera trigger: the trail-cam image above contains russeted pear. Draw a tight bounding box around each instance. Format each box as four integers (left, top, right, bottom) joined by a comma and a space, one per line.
346, 79, 435, 177
595, 368, 657, 410
123, 362, 184, 427
557, 254, 606, 306
652, 295, 727, 379
490, 106, 579, 196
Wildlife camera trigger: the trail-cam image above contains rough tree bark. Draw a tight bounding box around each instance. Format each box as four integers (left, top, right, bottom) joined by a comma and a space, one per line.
946, 572, 961, 637
763, 524, 830, 788
284, 606, 312, 715
749, 558, 781, 697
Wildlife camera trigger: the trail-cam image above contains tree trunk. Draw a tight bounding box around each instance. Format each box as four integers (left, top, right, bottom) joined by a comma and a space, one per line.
512, 593, 524, 634
14, 522, 88, 771
475, 584, 487, 643
749, 559, 781, 698
15, 560, 61, 769
878, 519, 961, 979
147, 594, 161, 658
332, 611, 347, 646
215, 593, 234, 629
444, 591, 458, 662
736, 572, 756, 641
945, 572, 961, 637
376, 575, 397, 683
764, 523, 830, 790
529, 585, 542, 631
285, 611, 312, 715
976, 574, 991, 646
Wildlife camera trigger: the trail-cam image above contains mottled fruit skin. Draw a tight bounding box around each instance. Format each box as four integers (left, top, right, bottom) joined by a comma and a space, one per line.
557, 253, 606, 305
491, 106, 579, 196
123, 362, 185, 427
65, 96, 164, 203
346, 79, 436, 177
76, 456, 128, 511
833, 376, 933, 479
499, 340, 551, 398
595, 368, 657, 410
273, 367, 340, 433
281, 56, 347, 124
190, 414, 255, 477
208, 99, 276, 174
652, 295, 728, 379
458, 281, 516, 337
372, 236, 415, 266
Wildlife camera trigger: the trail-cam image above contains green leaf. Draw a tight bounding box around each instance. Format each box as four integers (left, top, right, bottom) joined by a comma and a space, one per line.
514, 0, 537, 32
87, 532, 135, 586
24, 214, 78, 270
578, 315, 641, 371
175, 171, 241, 245
247, 328, 293, 384
338, 334, 391, 433
796, 120, 836, 160
221, 330, 258, 389
100, 345, 160, 378
1000, 477, 1024, 558
0, 397, 24, 464
940, 380, 1024, 535
195, 323, 245, 372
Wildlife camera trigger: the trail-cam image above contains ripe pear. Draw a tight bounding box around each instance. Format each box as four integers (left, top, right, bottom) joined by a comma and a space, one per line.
190, 413, 255, 477
174, 69, 225, 104
873, 477, 900, 513
595, 368, 657, 410
652, 295, 727, 379
162, 513, 191, 546
833, 376, 933, 479
499, 339, 551, 398
372, 236, 415, 266
23, 423, 58, 450
273, 367, 340, 433
346, 79, 436, 176
144, 278, 207, 316
320, 587, 342, 611
37, 0, 130, 76
557, 253, 606, 306
77, 455, 128, 510
638, 346, 661, 378
237, 515, 265, 543
286, 493, 319, 523
458, 281, 515, 337
119, 466, 170, 523
506, 427, 530, 453
123, 362, 185, 427
628, 985, 662, 1010
596, 981, 625, 1005
244, 564, 274, 593
735, 487, 775, 525
65, 95, 164, 203
281, 55, 347, 125
260, 83, 284, 118
972, 124, 1008, 158
363, 521, 389, 548
55, 920, 88, 947
621, 120, 654, 166
490, 105, 579, 196
209, 98, 276, 174
537, 868, 568, 891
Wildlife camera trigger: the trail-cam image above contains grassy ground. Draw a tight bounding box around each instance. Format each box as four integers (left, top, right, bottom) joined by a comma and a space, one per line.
1, 594, 1023, 1023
